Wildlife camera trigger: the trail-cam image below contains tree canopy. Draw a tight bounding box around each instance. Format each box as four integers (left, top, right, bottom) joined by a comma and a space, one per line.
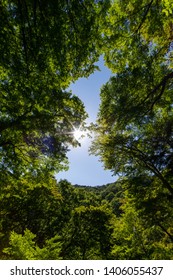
101, 0, 173, 73
0, 0, 109, 176
90, 0, 173, 253
91, 0, 173, 195
0, 0, 173, 260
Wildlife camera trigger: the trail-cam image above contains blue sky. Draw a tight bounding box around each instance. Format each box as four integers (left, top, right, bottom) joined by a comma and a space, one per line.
56, 58, 117, 186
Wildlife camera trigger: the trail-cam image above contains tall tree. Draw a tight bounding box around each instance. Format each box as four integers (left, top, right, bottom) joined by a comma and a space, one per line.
91, 0, 173, 195
90, 0, 173, 243
91, 67, 173, 194
0, 0, 110, 176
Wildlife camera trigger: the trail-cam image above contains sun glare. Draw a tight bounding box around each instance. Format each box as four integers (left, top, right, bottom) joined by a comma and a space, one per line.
73, 129, 86, 141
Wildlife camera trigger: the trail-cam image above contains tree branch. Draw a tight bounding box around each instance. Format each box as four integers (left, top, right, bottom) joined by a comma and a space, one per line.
125, 145, 173, 196
141, 71, 173, 113
136, 0, 154, 33
157, 222, 173, 242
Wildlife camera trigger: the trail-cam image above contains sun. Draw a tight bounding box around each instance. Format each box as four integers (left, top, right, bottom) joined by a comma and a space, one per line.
73, 128, 87, 141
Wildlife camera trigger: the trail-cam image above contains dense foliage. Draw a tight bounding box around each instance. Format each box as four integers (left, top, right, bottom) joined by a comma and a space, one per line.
0, 0, 109, 176
90, 0, 173, 259
0, 0, 173, 260
0, 179, 172, 259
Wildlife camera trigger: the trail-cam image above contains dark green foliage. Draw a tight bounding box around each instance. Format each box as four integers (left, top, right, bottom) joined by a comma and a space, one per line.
0, 0, 109, 176
1, 178, 173, 260
1, 0, 173, 260
60, 205, 114, 259
0, 179, 115, 260
90, 0, 173, 259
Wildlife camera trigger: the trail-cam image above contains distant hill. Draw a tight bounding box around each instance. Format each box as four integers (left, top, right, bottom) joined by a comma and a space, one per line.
73, 181, 123, 215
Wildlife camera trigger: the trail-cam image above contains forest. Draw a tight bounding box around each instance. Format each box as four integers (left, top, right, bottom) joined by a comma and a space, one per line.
0, 0, 173, 260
